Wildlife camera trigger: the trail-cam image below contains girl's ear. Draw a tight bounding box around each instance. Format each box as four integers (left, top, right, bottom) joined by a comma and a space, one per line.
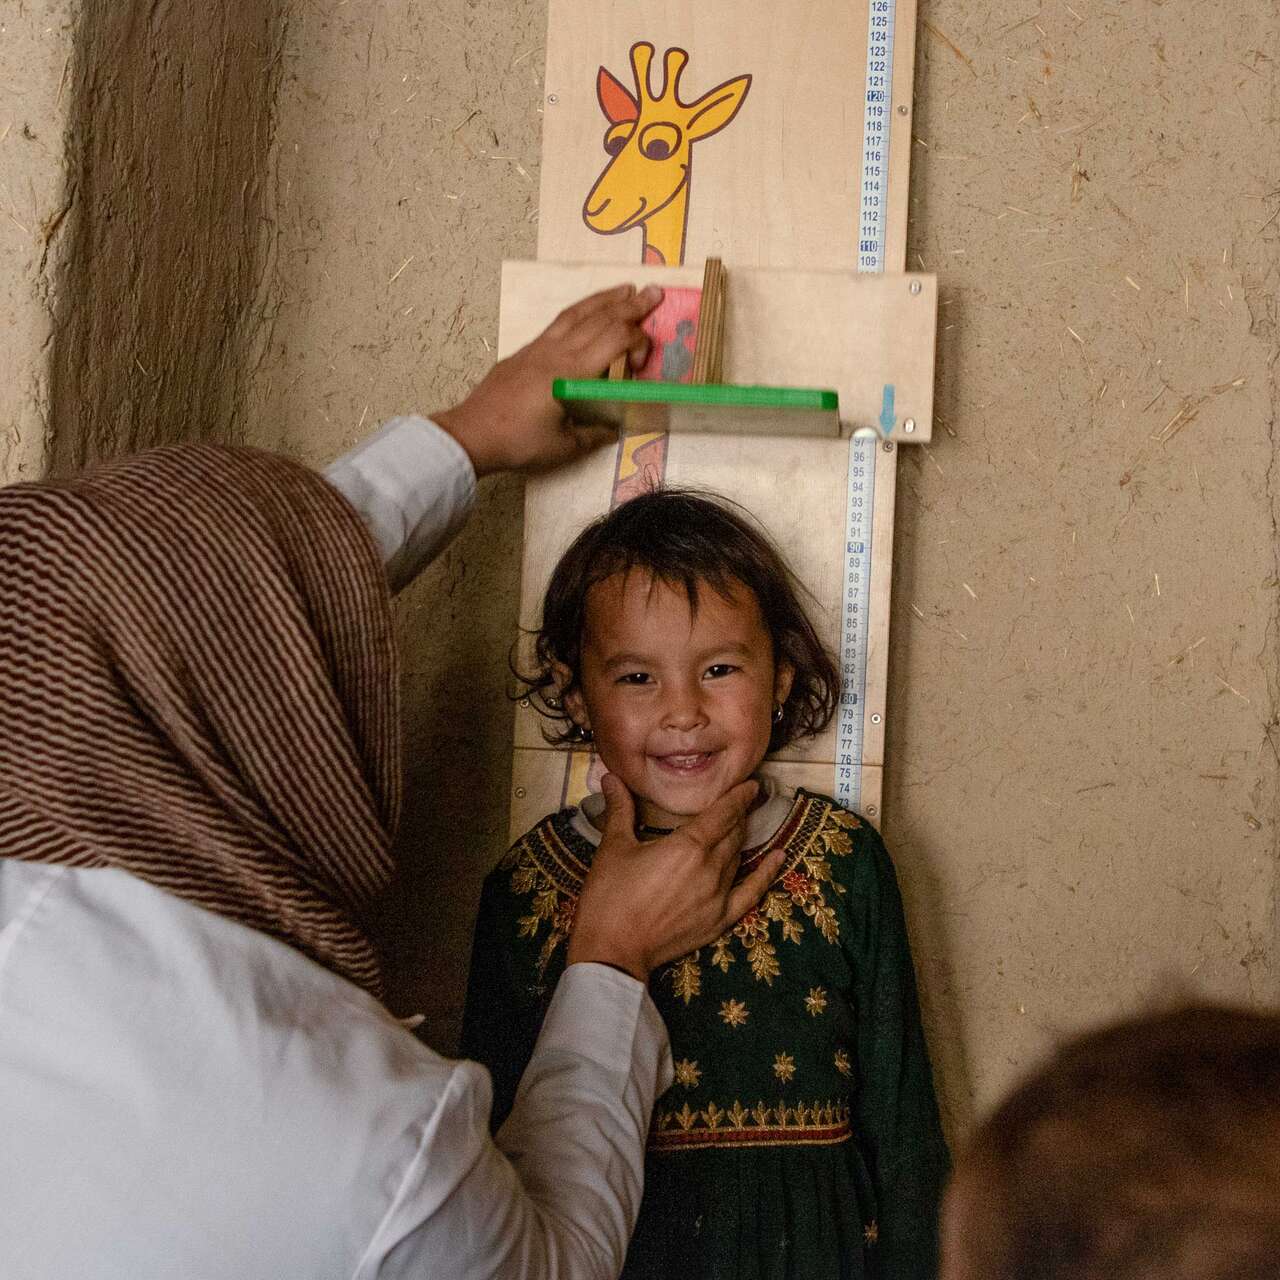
552, 661, 592, 731
773, 661, 795, 709
563, 687, 591, 732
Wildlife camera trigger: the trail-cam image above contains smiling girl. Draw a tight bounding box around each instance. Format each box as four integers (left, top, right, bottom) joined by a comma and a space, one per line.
462, 490, 949, 1280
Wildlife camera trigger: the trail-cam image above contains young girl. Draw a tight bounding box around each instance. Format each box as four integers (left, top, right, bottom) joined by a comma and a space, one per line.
462, 489, 949, 1280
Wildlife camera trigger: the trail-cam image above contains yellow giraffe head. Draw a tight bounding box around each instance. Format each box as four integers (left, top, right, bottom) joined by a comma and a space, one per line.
582, 43, 751, 266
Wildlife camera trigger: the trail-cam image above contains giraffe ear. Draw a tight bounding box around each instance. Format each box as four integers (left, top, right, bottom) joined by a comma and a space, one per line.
597, 67, 640, 124
686, 74, 752, 141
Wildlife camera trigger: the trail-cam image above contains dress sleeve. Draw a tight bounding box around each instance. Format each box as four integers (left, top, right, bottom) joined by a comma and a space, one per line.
370, 965, 672, 1280
845, 821, 950, 1280
460, 865, 556, 1129
322, 415, 477, 593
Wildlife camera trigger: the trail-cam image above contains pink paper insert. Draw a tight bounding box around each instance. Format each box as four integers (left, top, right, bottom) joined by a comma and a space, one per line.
637, 287, 702, 383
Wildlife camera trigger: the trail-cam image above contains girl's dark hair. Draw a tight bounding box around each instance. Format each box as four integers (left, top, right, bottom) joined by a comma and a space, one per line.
516, 488, 839, 753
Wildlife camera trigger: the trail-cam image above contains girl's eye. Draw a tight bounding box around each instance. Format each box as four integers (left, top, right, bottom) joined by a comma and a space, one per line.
618, 672, 652, 686
705, 664, 739, 680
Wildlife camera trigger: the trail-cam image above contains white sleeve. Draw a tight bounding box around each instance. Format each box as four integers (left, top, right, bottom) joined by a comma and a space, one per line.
323, 415, 477, 593
368, 964, 674, 1280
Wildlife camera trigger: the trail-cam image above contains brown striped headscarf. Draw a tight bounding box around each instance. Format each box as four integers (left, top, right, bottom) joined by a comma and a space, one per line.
0, 445, 399, 997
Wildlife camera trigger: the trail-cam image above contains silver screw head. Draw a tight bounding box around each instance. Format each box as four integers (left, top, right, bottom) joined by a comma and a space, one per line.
867, 804, 879, 816
904, 418, 916, 433
909, 279, 922, 295
519, 697, 531, 708
897, 104, 908, 116
882, 440, 895, 452
547, 93, 559, 104
514, 787, 527, 799
871, 713, 882, 724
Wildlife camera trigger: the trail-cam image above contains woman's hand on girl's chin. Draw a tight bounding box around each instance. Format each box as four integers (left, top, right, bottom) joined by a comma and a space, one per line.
566, 773, 787, 982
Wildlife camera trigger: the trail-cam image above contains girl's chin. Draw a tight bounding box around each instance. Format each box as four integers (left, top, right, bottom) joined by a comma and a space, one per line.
635, 767, 751, 827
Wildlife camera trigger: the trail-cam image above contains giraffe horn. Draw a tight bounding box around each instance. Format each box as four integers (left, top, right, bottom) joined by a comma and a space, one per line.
663, 47, 690, 103
629, 41, 656, 103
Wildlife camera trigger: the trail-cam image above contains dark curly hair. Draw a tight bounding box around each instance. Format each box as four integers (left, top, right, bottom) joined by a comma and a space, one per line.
516, 488, 839, 754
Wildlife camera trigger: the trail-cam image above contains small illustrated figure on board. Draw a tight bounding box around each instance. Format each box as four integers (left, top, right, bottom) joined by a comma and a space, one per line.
583, 42, 751, 266
463, 491, 950, 1280
635, 287, 703, 383
661, 319, 696, 381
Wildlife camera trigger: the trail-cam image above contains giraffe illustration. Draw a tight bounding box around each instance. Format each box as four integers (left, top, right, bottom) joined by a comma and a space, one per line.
583, 42, 751, 267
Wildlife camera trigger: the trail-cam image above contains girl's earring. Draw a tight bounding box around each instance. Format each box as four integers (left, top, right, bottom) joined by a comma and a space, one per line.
573, 723, 595, 744
772, 703, 784, 724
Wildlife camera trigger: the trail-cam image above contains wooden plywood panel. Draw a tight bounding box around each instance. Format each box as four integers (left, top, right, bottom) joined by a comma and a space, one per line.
499, 261, 937, 441
537, 0, 916, 272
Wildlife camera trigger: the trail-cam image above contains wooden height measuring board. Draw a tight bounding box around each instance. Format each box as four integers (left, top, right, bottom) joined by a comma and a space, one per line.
504, 0, 923, 837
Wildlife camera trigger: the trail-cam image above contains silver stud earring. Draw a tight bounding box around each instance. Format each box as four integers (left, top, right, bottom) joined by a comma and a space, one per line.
772, 704, 784, 724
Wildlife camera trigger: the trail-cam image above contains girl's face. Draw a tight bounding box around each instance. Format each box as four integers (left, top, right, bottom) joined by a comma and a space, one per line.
564, 571, 793, 829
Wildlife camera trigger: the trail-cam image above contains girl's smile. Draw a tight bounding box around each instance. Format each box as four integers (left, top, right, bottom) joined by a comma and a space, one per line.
564, 571, 792, 829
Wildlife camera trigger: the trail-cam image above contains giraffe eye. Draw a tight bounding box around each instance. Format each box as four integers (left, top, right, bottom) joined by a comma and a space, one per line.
639, 122, 682, 160
603, 123, 634, 155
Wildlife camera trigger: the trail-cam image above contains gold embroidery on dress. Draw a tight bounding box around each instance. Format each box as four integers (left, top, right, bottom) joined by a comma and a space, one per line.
666, 952, 701, 1004
834, 1048, 853, 1077
864, 1221, 879, 1246
805, 986, 829, 1016
674, 1058, 702, 1087
655, 797, 861, 999
719, 998, 749, 1027
651, 1097, 853, 1152
505, 796, 861, 990
773, 1051, 797, 1083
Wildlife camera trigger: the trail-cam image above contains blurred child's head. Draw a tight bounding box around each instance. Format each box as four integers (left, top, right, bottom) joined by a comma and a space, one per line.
521, 489, 838, 827
943, 1004, 1280, 1280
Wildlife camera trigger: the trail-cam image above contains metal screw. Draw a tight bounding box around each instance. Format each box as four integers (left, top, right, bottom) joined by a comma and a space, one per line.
519, 697, 531, 708
909, 279, 922, 295
904, 418, 916, 433
882, 440, 895, 453
871, 713, 882, 724
897, 104, 908, 116
866, 804, 879, 817
514, 787, 527, 799
547, 93, 559, 105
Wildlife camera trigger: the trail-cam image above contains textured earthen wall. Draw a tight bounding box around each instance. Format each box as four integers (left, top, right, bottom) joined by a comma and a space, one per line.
44, 0, 285, 473
0, 0, 74, 485
891, 0, 1279, 1125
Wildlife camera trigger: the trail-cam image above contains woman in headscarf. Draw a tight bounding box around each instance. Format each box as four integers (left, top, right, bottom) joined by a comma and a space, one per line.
0, 285, 782, 1280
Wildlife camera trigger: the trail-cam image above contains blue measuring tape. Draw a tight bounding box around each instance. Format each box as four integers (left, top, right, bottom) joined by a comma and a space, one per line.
835, 0, 897, 811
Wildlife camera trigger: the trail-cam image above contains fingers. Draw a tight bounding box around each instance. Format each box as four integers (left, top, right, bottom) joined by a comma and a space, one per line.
723, 848, 787, 924
549, 283, 661, 337
627, 328, 652, 371
598, 772, 637, 840
548, 283, 638, 336
575, 320, 651, 378
680, 779, 758, 854
561, 285, 663, 350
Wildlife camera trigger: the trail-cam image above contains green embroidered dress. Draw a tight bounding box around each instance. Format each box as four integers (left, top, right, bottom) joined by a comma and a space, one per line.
462, 788, 949, 1280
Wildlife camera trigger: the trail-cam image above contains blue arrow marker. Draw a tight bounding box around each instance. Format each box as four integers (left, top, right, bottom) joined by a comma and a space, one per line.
879, 384, 896, 435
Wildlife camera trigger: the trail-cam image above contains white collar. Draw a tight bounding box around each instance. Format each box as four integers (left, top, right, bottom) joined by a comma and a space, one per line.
569, 775, 796, 851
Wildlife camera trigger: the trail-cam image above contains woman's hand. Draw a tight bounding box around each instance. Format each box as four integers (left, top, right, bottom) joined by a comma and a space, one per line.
566, 774, 788, 982
433, 284, 663, 477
